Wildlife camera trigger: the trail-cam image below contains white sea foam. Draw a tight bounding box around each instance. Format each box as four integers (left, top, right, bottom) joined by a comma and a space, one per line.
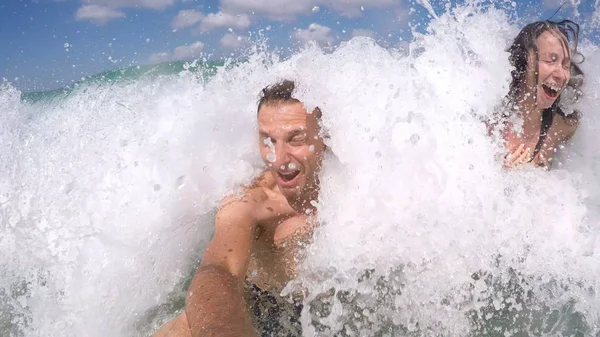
1, 2, 599, 336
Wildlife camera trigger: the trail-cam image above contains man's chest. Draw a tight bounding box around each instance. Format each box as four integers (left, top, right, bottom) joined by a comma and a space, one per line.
246, 216, 314, 292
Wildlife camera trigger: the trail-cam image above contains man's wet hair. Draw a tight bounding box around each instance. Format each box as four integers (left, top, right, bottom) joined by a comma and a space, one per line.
257, 79, 322, 119
505, 19, 584, 121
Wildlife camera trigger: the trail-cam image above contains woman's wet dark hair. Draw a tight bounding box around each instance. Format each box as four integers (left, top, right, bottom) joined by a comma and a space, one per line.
504, 19, 584, 120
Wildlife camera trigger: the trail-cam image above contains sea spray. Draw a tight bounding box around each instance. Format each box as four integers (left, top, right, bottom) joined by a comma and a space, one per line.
287, 4, 600, 337
0, 70, 264, 336
1, 2, 599, 337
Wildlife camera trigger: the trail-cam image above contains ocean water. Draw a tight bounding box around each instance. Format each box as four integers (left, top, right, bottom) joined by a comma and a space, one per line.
1, 2, 600, 337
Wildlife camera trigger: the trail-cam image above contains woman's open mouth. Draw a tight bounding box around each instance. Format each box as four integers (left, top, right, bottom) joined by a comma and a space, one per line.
541, 83, 560, 100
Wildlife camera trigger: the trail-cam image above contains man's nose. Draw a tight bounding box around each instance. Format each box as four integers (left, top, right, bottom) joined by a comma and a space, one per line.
273, 143, 291, 168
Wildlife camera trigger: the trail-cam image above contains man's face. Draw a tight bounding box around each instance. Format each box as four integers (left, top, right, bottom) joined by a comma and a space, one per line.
258, 101, 325, 203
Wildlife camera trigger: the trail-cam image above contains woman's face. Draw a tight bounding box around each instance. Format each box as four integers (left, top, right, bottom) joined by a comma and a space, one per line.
525, 30, 571, 110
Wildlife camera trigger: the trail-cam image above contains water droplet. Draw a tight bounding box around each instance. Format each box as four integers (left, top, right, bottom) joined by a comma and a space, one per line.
375, 151, 382, 158
153, 184, 161, 191
63, 182, 74, 194
267, 153, 276, 162
312, 6, 320, 13
175, 175, 185, 189
309, 145, 315, 152
410, 133, 420, 144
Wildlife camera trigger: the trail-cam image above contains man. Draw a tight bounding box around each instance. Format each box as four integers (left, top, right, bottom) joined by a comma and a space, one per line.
153, 79, 327, 337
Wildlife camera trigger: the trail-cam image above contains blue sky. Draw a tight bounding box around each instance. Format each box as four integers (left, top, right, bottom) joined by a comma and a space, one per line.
1, 0, 598, 92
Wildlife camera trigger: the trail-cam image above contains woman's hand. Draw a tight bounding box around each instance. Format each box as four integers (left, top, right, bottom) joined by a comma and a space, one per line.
504, 143, 532, 168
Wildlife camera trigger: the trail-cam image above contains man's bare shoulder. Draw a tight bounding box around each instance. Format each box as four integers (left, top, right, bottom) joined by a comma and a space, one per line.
218, 172, 275, 210
248, 170, 277, 190
218, 186, 269, 215
218, 171, 294, 223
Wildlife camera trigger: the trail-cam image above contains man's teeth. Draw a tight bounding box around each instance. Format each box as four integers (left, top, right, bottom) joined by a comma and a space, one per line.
279, 171, 299, 182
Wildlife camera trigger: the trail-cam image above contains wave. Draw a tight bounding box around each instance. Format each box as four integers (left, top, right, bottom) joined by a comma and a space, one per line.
1, 1, 599, 336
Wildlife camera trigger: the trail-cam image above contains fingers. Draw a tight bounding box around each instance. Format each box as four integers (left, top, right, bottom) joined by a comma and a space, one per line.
516, 146, 531, 163
506, 143, 524, 163
504, 144, 532, 168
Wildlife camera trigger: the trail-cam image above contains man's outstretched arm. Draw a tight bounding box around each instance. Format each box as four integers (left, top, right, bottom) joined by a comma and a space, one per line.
185, 193, 262, 337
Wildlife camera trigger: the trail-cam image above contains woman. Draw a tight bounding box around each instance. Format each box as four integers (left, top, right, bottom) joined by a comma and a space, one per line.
492, 19, 584, 169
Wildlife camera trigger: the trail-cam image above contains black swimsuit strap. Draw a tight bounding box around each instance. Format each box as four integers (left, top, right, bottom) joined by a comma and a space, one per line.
530, 108, 554, 161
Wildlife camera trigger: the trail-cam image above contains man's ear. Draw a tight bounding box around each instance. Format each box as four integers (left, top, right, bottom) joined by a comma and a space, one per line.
312, 107, 322, 119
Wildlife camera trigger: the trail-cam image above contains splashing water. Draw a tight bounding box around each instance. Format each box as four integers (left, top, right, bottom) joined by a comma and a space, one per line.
1, 2, 600, 337
0, 66, 265, 336
263, 137, 277, 163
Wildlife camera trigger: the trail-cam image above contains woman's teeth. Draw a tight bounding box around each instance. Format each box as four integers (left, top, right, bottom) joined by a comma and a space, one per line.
542, 83, 560, 98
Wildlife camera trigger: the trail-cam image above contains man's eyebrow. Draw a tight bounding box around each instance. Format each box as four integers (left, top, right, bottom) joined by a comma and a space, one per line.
258, 128, 307, 137
287, 129, 306, 136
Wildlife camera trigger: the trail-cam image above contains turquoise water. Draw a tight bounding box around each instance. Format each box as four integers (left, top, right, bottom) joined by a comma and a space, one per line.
20, 60, 225, 103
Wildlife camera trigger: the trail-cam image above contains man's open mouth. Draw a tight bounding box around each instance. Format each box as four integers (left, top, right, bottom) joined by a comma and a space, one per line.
542, 83, 561, 99
278, 171, 300, 182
